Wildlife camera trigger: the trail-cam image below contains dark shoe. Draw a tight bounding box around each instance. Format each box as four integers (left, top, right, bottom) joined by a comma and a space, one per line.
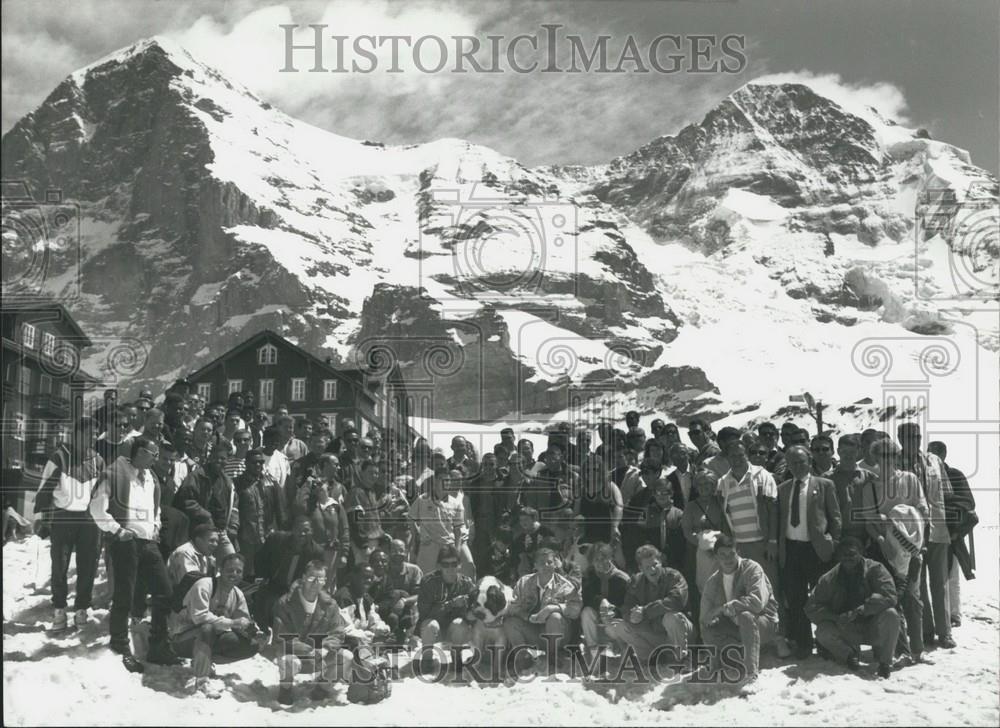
278, 685, 294, 706
924, 634, 937, 648
109, 641, 131, 656
147, 642, 183, 666
876, 662, 892, 679
950, 616, 962, 628
938, 636, 956, 649
122, 653, 145, 674
846, 653, 860, 671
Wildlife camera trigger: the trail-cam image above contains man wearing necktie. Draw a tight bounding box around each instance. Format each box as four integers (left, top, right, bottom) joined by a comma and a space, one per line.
778, 445, 842, 659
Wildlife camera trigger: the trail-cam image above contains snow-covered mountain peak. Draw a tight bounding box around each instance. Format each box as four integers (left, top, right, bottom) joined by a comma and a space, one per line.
3, 40, 996, 425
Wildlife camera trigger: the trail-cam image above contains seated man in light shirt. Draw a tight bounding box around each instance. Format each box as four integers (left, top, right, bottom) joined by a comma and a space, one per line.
170, 552, 261, 699
166, 522, 219, 590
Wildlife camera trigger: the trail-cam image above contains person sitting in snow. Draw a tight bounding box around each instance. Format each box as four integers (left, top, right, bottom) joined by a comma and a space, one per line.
170, 552, 262, 698
269, 559, 370, 706
367, 542, 422, 646
699, 534, 779, 689
805, 536, 899, 680
334, 564, 392, 646
605, 544, 691, 666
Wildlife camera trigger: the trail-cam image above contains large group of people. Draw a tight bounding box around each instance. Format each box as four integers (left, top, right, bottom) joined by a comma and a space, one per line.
28, 380, 979, 702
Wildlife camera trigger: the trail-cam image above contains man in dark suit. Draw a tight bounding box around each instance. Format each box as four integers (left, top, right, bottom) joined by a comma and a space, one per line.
778, 445, 842, 659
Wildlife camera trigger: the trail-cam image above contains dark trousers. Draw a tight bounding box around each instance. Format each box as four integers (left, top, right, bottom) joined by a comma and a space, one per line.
134, 507, 190, 619
109, 538, 172, 651
782, 540, 826, 651
895, 553, 924, 657
49, 509, 101, 610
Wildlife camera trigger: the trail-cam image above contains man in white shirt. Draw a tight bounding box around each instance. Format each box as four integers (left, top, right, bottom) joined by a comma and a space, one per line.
35, 416, 105, 631
166, 523, 219, 587
262, 426, 291, 529
91, 436, 180, 672
777, 446, 842, 660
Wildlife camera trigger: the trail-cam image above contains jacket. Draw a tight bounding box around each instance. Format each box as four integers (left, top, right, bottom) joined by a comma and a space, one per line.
581, 566, 630, 611
272, 583, 364, 650
777, 475, 842, 565
236, 472, 278, 546
416, 570, 479, 628
255, 531, 326, 594
622, 567, 688, 623
508, 570, 583, 621
700, 557, 778, 629
804, 557, 897, 624
174, 465, 238, 534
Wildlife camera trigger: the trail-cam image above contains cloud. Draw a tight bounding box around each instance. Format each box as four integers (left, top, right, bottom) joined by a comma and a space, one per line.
750, 70, 911, 124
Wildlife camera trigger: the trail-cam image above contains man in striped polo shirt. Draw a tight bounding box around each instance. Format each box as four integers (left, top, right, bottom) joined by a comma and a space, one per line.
716, 441, 779, 591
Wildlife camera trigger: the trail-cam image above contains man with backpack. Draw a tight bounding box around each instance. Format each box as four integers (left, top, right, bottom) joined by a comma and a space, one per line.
171, 552, 261, 698
34, 416, 105, 631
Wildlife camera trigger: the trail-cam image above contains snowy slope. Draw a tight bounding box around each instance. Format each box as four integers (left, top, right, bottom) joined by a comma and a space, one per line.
2, 39, 997, 423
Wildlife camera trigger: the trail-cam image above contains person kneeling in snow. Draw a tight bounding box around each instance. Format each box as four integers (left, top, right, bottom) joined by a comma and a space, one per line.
270, 559, 370, 706
414, 544, 480, 675
170, 552, 261, 698
805, 536, 899, 680
699, 534, 779, 687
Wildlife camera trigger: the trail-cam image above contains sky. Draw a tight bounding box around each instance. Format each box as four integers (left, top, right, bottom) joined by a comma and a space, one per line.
2, 0, 998, 173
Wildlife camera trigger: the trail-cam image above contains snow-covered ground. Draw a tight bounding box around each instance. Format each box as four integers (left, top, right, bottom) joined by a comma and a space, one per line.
3, 524, 997, 726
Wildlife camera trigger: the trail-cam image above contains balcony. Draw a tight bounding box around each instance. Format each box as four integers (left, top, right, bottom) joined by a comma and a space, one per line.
31, 393, 70, 417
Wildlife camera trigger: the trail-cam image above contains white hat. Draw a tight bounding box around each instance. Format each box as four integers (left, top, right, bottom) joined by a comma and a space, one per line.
882, 504, 924, 576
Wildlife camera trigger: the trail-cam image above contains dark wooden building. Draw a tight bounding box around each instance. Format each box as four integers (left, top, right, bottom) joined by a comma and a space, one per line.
1, 299, 98, 513
185, 329, 413, 444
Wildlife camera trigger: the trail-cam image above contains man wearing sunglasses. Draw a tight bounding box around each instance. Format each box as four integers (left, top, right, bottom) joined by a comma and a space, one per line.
225, 429, 253, 479
810, 435, 837, 477
91, 436, 180, 672
271, 559, 368, 705
414, 545, 480, 675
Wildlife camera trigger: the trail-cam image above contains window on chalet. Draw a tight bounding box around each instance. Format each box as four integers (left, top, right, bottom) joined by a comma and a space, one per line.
258, 344, 278, 365
290, 378, 306, 402
60, 382, 71, 400
39, 374, 52, 395
197, 382, 212, 402
21, 323, 37, 349
322, 379, 338, 401
41, 332, 55, 357
13, 412, 25, 441
228, 379, 243, 395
